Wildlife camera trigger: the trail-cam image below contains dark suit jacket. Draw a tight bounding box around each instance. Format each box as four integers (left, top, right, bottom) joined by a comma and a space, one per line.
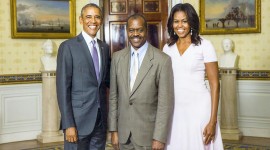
108, 44, 174, 146
56, 33, 110, 136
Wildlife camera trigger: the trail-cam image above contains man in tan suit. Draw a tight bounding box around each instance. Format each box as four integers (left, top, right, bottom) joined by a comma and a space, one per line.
108, 14, 174, 150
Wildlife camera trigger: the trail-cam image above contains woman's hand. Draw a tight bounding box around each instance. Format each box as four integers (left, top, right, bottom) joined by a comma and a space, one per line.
203, 122, 216, 145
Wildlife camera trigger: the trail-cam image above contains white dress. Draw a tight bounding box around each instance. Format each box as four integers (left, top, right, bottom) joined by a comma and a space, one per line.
163, 39, 224, 150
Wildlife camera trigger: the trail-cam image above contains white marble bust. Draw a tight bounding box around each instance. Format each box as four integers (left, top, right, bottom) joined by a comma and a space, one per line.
41, 39, 56, 71
219, 38, 239, 68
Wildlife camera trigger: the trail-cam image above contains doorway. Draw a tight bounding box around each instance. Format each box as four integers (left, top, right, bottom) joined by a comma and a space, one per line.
103, 0, 168, 54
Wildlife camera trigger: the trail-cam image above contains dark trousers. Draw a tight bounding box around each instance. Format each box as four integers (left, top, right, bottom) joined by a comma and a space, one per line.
64, 109, 106, 150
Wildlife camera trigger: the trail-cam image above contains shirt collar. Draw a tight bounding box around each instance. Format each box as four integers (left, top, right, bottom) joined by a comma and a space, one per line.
131, 41, 148, 55
82, 30, 97, 44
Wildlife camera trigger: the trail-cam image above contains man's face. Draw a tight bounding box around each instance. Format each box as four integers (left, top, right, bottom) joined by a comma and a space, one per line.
79, 6, 102, 38
127, 17, 147, 50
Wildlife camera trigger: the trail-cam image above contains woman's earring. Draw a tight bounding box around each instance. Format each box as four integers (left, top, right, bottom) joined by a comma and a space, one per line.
191, 29, 193, 35
174, 31, 176, 35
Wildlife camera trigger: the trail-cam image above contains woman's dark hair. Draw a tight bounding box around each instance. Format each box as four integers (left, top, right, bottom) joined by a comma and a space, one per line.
167, 3, 201, 46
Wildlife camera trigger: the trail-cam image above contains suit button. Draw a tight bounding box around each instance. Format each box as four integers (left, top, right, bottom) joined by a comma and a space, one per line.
129, 102, 133, 105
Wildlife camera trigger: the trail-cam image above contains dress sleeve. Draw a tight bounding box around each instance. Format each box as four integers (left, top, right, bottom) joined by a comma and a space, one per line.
162, 44, 170, 54
202, 39, 217, 63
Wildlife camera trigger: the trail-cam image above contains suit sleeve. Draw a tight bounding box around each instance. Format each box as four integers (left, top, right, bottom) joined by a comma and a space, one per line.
153, 56, 174, 143
108, 53, 118, 131
56, 42, 76, 130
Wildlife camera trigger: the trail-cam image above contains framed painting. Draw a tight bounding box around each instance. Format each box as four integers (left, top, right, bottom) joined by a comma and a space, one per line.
10, 0, 76, 39
199, 0, 261, 34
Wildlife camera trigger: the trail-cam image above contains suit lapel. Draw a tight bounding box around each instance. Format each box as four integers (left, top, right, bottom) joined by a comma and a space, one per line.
120, 48, 131, 92
130, 45, 153, 97
77, 33, 98, 84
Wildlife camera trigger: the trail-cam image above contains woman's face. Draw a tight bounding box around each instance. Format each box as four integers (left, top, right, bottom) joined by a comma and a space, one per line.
173, 11, 191, 39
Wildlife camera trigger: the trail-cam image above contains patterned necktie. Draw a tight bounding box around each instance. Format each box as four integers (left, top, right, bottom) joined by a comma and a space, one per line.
91, 40, 99, 81
130, 51, 139, 91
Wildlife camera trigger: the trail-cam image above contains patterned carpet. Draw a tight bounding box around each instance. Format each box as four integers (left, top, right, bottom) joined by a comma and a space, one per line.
22, 143, 270, 150
21, 143, 114, 150
223, 142, 270, 150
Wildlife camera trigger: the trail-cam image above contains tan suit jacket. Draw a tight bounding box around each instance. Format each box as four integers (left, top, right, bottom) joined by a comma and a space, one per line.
108, 44, 174, 146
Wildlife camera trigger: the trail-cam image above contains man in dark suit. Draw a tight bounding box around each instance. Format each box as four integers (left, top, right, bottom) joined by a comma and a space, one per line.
108, 14, 174, 150
56, 3, 110, 150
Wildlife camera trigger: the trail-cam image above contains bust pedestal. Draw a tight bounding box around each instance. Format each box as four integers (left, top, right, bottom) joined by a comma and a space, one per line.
37, 71, 63, 143
219, 67, 242, 140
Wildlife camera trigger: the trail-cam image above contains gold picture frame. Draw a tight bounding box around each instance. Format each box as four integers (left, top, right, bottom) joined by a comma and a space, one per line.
199, 0, 261, 35
10, 0, 76, 39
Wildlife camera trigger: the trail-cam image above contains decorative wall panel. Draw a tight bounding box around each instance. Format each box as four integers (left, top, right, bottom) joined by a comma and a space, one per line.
0, 84, 42, 143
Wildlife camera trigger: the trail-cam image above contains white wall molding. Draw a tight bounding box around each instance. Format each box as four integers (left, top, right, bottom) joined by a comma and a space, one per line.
0, 131, 41, 144
237, 80, 270, 137
0, 84, 42, 144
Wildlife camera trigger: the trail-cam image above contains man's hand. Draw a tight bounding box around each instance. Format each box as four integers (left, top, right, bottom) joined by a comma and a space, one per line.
111, 131, 119, 150
152, 140, 165, 150
65, 127, 78, 143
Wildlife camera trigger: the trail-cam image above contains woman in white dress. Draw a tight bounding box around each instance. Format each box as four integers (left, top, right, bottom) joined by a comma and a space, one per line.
163, 3, 224, 150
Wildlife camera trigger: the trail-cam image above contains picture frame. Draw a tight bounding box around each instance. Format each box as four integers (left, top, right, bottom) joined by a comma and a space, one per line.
199, 0, 261, 35
10, 0, 76, 39
110, 1, 127, 14
143, 0, 160, 13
